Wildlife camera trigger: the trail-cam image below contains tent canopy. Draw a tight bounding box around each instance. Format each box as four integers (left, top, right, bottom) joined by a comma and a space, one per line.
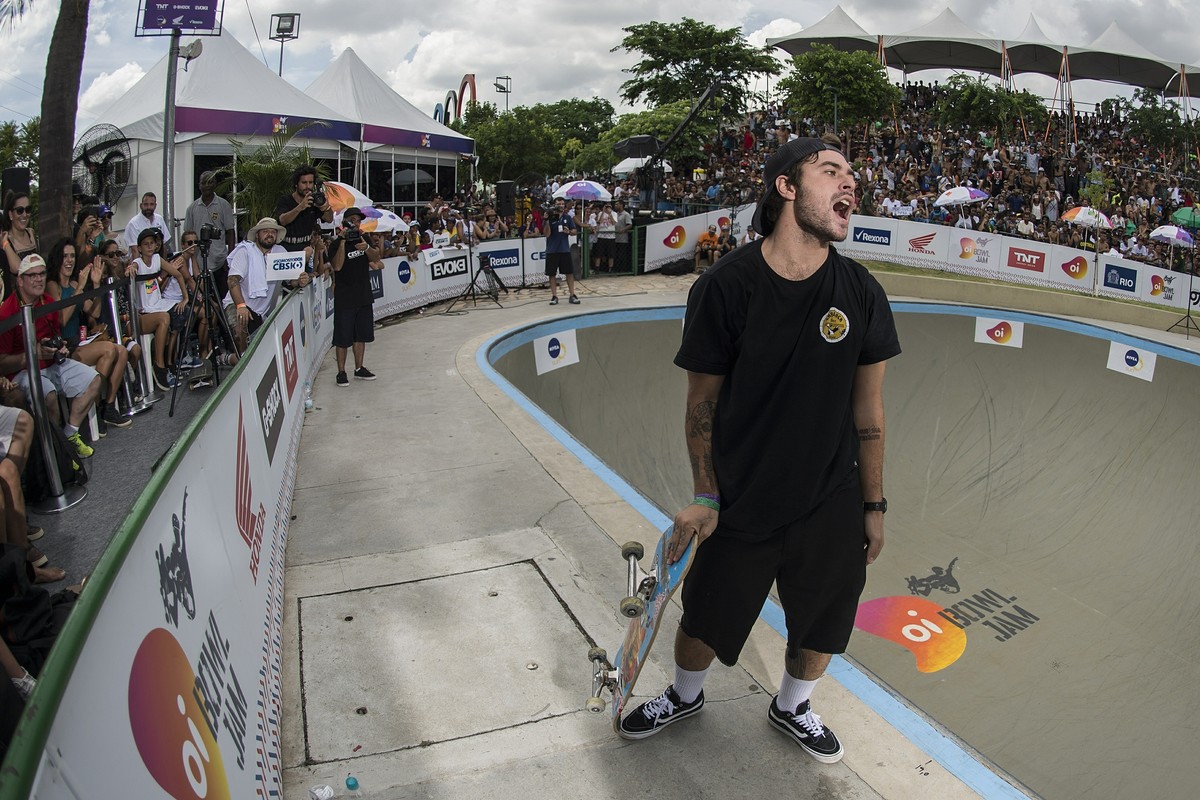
766, 5, 1200, 97
305, 48, 472, 154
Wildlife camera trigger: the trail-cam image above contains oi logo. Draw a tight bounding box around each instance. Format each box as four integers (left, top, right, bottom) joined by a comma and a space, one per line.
663, 225, 687, 249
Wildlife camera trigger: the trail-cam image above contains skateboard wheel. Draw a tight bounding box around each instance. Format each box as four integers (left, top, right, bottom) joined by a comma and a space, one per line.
620, 596, 646, 618
585, 697, 606, 713
587, 646, 607, 662
621, 541, 644, 561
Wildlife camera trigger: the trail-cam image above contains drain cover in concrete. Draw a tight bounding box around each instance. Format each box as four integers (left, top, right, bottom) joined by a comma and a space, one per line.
300, 562, 589, 762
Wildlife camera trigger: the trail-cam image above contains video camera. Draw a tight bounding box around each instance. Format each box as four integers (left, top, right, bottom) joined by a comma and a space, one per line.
311, 183, 327, 208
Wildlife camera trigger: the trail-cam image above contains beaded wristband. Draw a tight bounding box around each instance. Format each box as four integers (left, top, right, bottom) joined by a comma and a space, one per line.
693, 495, 720, 511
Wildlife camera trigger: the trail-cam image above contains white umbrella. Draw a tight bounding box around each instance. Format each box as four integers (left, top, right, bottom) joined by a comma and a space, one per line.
1060, 206, 1113, 229
933, 186, 989, 207
333, 206, 409, 233
553, 180, 612, 201
391, 168, 435, 186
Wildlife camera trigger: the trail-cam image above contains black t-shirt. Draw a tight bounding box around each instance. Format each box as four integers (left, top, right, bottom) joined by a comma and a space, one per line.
330, 237, 373, 310
674, 241, 901, 538
274, 194, 323, 252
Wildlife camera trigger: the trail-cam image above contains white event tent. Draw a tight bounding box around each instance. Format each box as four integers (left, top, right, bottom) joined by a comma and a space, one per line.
89, 32, 473, 234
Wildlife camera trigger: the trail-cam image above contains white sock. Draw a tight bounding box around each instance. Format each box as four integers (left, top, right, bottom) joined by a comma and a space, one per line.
673, 665, 709, 704
777, 674, 819, 713
63, 424, 78, 437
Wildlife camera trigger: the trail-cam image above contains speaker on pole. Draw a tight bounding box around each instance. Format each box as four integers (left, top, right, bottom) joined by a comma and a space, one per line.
1, 168, 30, 201
495, 180, 516, 217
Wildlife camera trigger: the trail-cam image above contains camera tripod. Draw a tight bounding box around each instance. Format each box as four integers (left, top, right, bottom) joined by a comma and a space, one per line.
167, 242, 241, 416
445, 242, 508, 312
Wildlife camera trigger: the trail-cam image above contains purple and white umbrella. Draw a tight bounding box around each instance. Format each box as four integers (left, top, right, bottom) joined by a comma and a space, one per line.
553, 180, 612, 202
933, 186, 990, 207
1149, 224, 1194, 247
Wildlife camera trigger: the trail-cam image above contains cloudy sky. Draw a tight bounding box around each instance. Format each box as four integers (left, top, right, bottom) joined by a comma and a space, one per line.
0, 0, 1196, 132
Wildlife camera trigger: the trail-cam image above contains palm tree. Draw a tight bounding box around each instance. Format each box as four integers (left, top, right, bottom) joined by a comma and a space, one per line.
216, 123, 331, 224
1, 0, 91, 249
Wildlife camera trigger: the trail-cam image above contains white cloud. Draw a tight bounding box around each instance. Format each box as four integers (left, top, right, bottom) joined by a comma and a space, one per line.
78, 63, 146, 124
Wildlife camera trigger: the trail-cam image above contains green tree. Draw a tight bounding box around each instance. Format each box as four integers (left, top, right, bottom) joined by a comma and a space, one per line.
0, 117, 40, 185
1078, 169, 1115, 212
457, 102, 559, 183
1, 0, 90, 248
777, 45, 899, 134
573, 100, 713, 175
1125, 88, 1184, 151
216, 124, 329, 225
527, 98, 615, 150
932, 74, 1047, 139
613, 18, 780, 112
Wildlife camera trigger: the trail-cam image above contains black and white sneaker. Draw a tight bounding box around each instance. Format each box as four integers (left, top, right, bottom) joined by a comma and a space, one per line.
768, 698, 844, 763
617, 685, 704, 740
353, 366, 376, 381
336, 371, 349, 387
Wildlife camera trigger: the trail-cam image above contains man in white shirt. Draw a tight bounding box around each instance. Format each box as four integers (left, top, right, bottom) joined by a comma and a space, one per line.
123, 192, 168, 259
223, 217, 309, 351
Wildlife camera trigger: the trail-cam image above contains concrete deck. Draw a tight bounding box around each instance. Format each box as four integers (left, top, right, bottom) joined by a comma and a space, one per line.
279, 272, 1009, 800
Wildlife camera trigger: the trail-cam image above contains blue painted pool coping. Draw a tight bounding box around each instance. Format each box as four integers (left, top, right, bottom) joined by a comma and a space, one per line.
477, 301, 1195, 799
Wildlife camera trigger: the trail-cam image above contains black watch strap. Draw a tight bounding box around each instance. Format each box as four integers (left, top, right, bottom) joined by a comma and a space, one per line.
863, 498, 887, 514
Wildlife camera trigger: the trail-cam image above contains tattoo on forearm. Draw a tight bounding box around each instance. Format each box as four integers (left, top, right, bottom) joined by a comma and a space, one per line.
227, 275, 242, 287
687, 401, 716, 442
858, 425, 882, 442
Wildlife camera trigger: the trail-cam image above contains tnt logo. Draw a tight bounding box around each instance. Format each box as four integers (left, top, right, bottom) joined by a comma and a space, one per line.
987, 321, 1013, 343
958, 238, 975, 259
855, 596, 966, 673
1007, 247, 1045, 272
663, 226, 687, 249
547, 337, 564, 362
1062, 256, 1088, 280
129, 628, 232, 800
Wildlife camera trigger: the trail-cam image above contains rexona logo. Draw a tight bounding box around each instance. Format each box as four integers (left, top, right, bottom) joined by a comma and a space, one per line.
279, 323, 299, 401
853, 227, 891, 246
1007, 246, 1045, 272
663, 225, 687, 249
1104, 265, 1137, 293
855, 596, 966, 673
396, 260, 414, 291
430, 253, 469, 280
907, 233, 937, 254
1061, 256, 1089, 280
487, 248, 520, 270
129, 628, 232, 800
255, 358, 284, 465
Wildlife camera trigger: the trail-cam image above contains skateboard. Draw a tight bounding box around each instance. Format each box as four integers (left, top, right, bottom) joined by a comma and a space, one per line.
587, 526, 697, 733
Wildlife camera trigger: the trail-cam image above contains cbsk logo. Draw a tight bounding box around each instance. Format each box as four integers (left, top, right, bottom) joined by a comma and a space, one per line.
430, 254, 469, 280
547, 336, 565, 362
129, 628, 231, 800
1061, 256, 1089, 280
397, 260, 414, 290
853, 227, 891, 246
1104, 265, 1137, 292
487, 249, 520, 269
907, 233, 937, 254
1007, 246, 1045, 272
854, 596, 966, 673
663, 225, 687, 249
987, 321, 1014, 343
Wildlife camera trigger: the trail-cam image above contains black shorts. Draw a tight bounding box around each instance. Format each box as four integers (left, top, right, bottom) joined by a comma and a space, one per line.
680, 474, 867, 666
593, 238, 614, 260
544, 252, 572, 276
332, 304, 375, 347
168, 305, 188, 332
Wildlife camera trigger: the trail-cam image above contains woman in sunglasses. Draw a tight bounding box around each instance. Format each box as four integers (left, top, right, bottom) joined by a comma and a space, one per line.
1, 192, 38, 298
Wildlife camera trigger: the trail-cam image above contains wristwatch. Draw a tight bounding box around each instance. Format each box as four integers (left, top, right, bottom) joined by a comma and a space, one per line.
863, 498, 888, 514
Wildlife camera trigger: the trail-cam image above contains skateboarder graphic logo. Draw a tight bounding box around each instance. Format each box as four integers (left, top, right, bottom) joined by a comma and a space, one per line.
819, 307, 849, 343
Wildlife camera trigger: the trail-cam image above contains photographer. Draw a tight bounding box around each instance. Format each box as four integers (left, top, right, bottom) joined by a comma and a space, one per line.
541, 198, 579, 305
329, 208, 381, 387
275, 165, 333, 253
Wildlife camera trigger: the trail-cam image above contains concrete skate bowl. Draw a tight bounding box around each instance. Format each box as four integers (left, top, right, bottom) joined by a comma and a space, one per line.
483, 303, 1200, 800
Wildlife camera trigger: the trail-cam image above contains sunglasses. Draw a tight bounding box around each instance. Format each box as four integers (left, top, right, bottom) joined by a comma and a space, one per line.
12, 206, 31, 215
182, 239, 198, 245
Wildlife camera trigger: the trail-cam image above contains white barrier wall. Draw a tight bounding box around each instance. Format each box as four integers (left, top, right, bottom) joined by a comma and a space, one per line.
642, 205, 755, 271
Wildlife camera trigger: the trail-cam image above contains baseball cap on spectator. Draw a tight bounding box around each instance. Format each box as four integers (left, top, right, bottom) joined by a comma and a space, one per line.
137, 227, 160, 245
751, 136, 844, 235
343, 207, 364, 222
18, 253, 46, 275
99, 204, 113, 217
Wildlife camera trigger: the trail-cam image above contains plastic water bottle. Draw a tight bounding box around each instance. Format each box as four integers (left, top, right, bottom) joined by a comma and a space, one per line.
303, 380, 314, 412
345, 774, 362, 797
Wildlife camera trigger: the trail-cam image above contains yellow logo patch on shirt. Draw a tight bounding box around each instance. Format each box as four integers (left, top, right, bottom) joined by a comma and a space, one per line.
819, 307, 849, 343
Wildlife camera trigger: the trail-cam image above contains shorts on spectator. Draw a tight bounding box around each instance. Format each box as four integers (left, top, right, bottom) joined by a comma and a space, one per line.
593, 238, 615, 261
544, 251, 572, 277
168, 305, 189, 332
223, 303, 264, 339
333, 304, 375, 348
15, 359, 99, 404
0, 406, 20, 458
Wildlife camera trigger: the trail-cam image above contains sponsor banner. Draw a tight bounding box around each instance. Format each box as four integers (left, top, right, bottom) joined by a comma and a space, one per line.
140, 0, 221, 33
843, 216, 899, 260
368, 269, 385, 300
533, 329, 580, 375
974, 316, 1025, 348
1138, 264, 1188, 309
266, 251, 306, 282
1097, 254, 1140, 299
643, 217, 703, 272
426, 247, 471, 281
703, 205, 755, 244
947, 232, 1003, 280
894, 220, 951, 268
1107, 341, 1157, 382
1046, 245, 1093, 292
1001, 240, 1050, 276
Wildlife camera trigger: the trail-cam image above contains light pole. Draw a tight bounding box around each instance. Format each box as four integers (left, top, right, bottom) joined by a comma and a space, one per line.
270, 13, 300, 77
494, 75, 512, 112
